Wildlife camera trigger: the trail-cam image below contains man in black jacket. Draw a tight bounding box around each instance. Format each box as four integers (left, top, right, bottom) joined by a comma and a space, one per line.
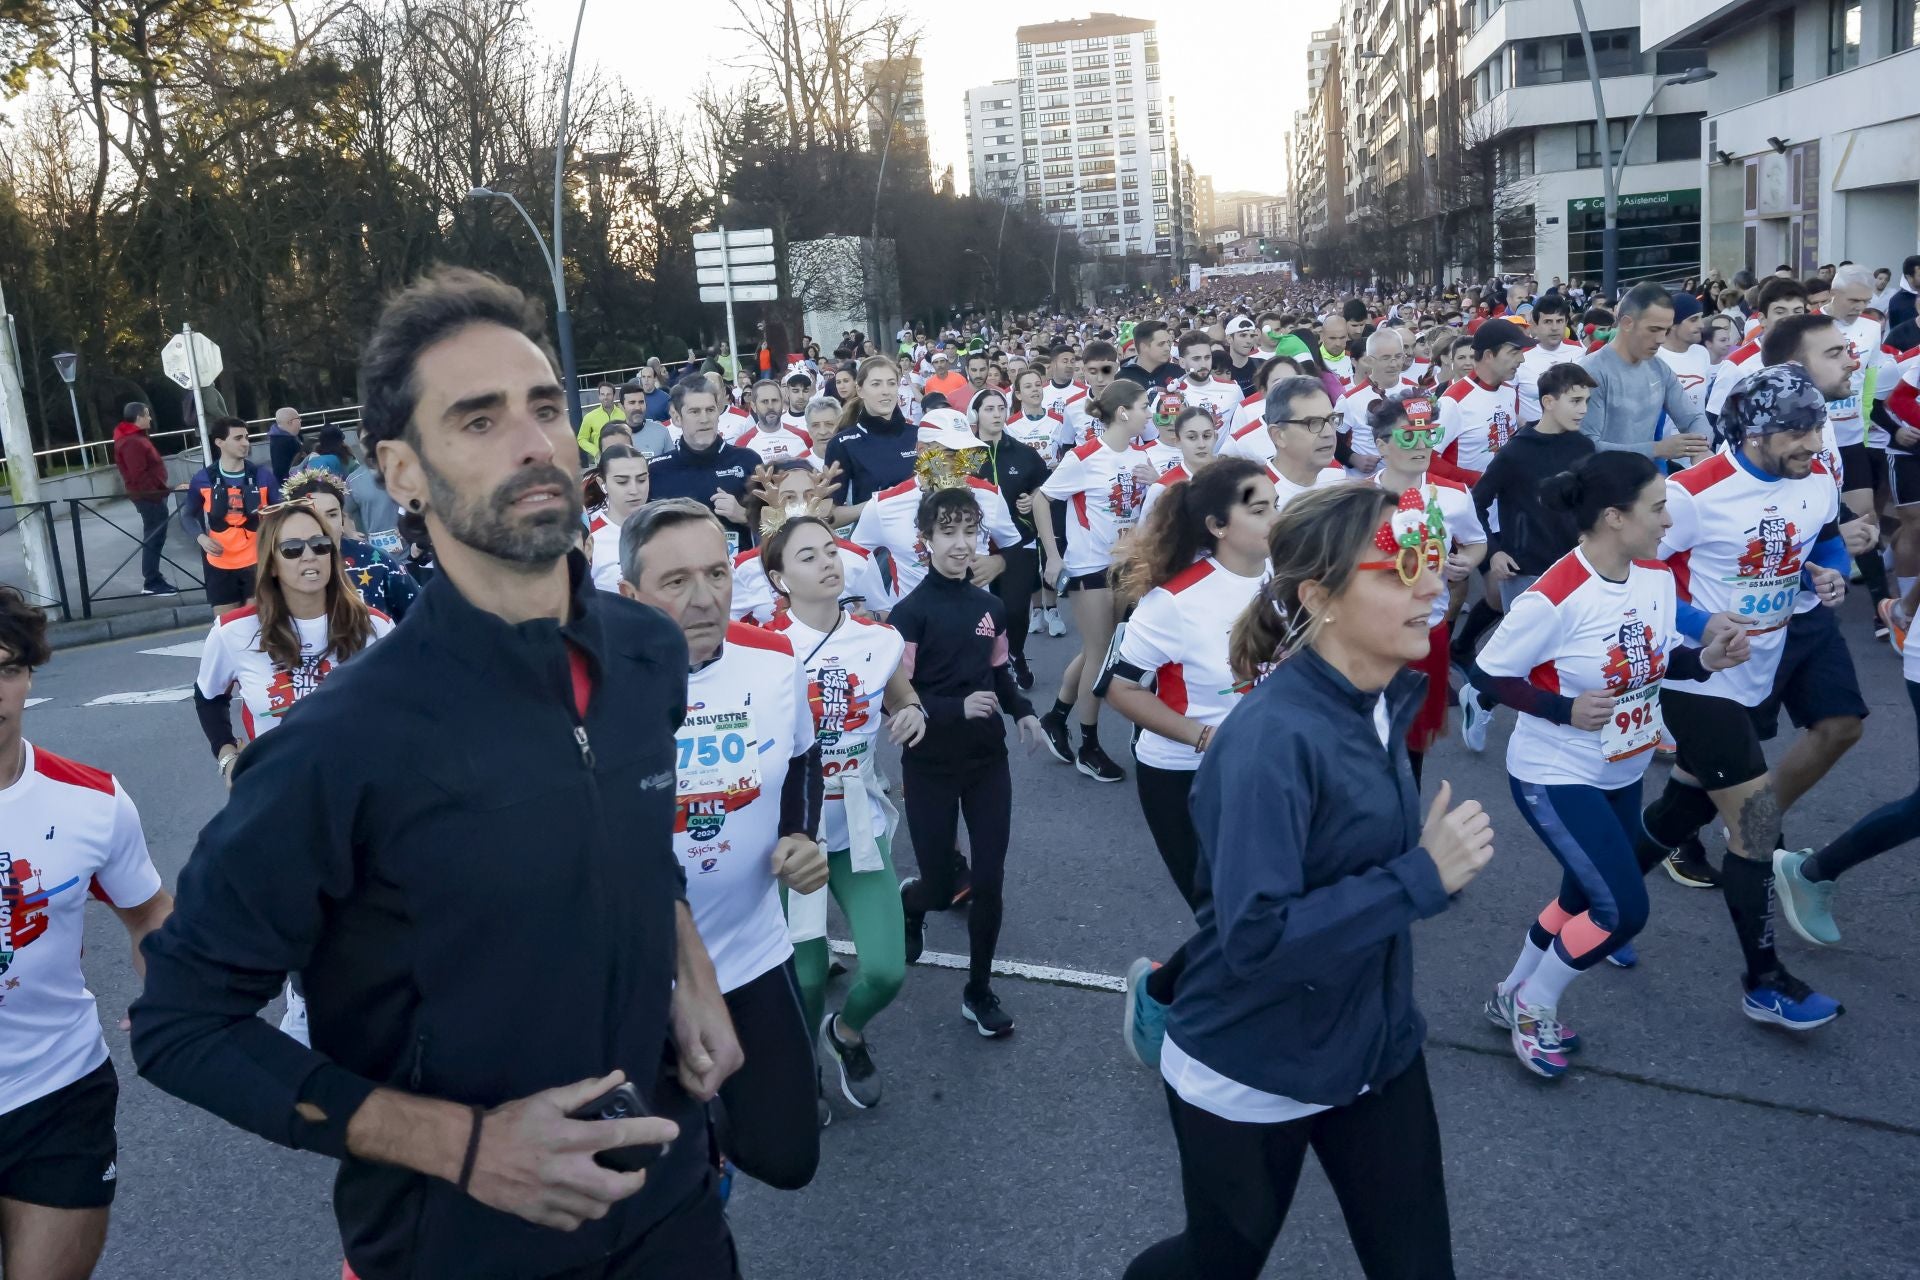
648, 379, 763, 554
131, 267, 745, 1280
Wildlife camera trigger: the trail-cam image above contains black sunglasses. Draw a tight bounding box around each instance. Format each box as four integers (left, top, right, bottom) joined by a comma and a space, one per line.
276, 536, 333, 561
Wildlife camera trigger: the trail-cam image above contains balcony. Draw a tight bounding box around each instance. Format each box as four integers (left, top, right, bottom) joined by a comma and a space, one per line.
1463, 0, 1642, 70
1470, 73, 1709, 141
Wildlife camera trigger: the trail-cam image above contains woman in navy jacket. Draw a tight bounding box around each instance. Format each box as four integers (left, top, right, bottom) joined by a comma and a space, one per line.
1125, 482, 1495, 1280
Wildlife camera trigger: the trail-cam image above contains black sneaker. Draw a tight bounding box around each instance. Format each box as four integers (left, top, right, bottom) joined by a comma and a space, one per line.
961, 986, 1015, 1037
141, 581, 179, 596
1038, 710, 1074, 764
900, 877, 925, 964
947, 850, 972, 908
1664, 837, 1720, 889
1009, 654, 1035, 691
819, 1013, 883, 1108
1075, 740, 1125, 783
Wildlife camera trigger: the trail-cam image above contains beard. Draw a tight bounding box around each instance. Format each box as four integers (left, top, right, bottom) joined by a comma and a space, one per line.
422, 456, 583, 568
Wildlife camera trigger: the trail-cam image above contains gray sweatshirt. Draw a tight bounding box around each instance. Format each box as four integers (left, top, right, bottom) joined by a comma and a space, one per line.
1578, 343, 1708, 456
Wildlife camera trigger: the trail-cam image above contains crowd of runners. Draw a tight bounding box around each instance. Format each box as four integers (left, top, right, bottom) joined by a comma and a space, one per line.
5, 255, 1920, 1278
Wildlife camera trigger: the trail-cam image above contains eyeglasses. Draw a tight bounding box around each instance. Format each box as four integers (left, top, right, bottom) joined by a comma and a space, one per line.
276, 536, 333, 560
1388, 425, 1442, 449
1358, 540, 1444, 586
1272, 415, 1336, 432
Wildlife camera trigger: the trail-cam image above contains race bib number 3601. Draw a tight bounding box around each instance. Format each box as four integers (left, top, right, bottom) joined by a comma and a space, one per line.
1728, 571, 1798, 627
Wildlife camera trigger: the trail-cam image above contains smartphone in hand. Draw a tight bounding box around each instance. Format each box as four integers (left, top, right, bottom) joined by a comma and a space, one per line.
566, 1081, 671, 1173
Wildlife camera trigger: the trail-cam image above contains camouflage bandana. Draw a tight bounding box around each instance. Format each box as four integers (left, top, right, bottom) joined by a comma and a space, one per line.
1720, 363, 1828, 444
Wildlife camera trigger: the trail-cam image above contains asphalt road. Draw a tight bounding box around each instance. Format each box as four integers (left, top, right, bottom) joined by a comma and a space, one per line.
18, 595, 1920, 1280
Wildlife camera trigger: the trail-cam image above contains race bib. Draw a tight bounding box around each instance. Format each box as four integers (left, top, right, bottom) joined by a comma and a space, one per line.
1601, 682, 1664, 762
675, 704, 762, 842
725, 529, 743, 557
370, 529, 404, 558
1727, 571, 1798, 627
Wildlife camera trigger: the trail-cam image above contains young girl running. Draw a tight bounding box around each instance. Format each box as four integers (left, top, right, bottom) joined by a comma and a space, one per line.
759, 515, 925, 1109
1136, 406, 1223, 526
582, 444, 651, 591
1104, 459, 1279, 1068
1470, 451, 1746, 1077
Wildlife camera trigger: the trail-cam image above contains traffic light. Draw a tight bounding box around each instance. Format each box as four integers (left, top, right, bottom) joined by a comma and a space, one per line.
1258, 237, 1269, 253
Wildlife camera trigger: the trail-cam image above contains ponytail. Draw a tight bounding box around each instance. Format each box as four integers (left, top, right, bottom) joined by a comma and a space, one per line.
1085, 378, 1146, 426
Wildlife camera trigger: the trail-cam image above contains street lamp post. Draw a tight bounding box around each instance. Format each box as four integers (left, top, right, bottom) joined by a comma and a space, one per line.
50, 353, 83, 452
1572, 0, 1714, 299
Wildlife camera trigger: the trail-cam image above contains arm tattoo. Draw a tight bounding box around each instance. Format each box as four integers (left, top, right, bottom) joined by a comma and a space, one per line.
1733, 785, 1781, 859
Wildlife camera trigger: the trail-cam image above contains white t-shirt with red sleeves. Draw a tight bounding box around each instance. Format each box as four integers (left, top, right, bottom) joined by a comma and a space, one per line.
1225, 389, 1267, 441
1041, 379, 1088, 419
1436, 375, 1520, 480
588, 512, 625, 593
1820, 312, 1892, 449
1475, 550, 1686, 789
675, 622, 815, 994
849, 477, 1021, 606
1372, 472, 1487, 627
1221, 411, 1276, 466
761, 611, 904, 854
730, 539, 889, 624
1006, 410, 1059, 458
1115, 557, 1267, 771
195, 606, 394, 741
717, 404, 755, 444
1170, 376, 1243, 431
1887, 352, 1920, 457
1042, 439, 1159, 576
1659, 450, 1840, 707
733, 423, 812, 463
1705, 339, 1763, 417
1137, 462, 1192, 528
1336, 378, 1417, 457
1656, 344, 1714, 424
0, 743, 163, 1114
1515, 342, 1583, 424
1267, 461, 1352, 510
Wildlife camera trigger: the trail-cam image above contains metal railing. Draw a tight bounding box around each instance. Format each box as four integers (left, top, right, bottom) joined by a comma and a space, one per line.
64, 495, 206, 618
0, 493, 209, 622
2, 356, 705, 489
0, 500, 72, 622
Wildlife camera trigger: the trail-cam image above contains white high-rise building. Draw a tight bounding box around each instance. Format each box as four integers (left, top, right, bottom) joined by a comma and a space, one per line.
965, 80, 1023, 198
1014, 13, 1176, 259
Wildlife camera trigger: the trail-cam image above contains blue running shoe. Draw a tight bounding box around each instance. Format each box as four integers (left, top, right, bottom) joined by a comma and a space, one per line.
1122, 957, 1169, 1068
1483, 984, 1582, 1053
1605, 943, 1638, 969
1742, 970, 1843, 1031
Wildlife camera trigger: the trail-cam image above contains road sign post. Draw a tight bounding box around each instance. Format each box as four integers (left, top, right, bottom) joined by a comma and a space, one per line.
0, 277, 60, 611
693, 227, 778, 377
163, 327, 223, 466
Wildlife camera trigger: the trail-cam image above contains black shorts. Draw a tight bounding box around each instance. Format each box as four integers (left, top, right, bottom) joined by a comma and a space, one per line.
1660, 687, 1769, 791
0, 1058, 119, 1209
1891, 453, 1920, 508
1838, 442, 1887, 496
1751, 606, 1869, 740
203, 563, 256, 608
1062, 568, 1111, 593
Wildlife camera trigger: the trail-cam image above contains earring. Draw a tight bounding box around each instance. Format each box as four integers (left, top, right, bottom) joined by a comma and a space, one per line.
408, 498, 423, 513
1324, 614, 1336, 626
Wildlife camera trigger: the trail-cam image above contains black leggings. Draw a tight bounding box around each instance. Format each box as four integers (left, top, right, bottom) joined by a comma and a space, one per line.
1125, 1054, 1454, 1280
1136, 762, 1201, 1004
900, 752, 1013, 992
990, 544, 1039, 662
1810, 678, 1920, 880
714, 961, 818, 1190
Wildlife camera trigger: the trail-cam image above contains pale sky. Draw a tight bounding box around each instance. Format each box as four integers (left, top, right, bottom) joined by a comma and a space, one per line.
527, 1, 1306, 198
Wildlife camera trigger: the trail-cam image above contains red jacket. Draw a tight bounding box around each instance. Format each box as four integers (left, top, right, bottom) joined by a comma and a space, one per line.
113, 421, 169, 499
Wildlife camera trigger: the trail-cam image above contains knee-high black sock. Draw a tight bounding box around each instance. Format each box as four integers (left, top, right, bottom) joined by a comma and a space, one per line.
1856, 546, 1892, 604
1719, 854, 1779, 984
1449, 599, 1501, 664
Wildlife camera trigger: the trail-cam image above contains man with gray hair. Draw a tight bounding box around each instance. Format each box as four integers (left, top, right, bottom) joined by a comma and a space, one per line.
267, 406, 303, 481
1262, 374, 1347, 504
1577, 284, 1712, 462
1335, 328, 1411, 471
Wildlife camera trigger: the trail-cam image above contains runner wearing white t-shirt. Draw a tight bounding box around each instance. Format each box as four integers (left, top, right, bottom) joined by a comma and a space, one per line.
1136, 407, 1222, 528
1706, 278, 1809, 419
1469, 453, 1743, 1077
1036, 380, 1159, 783
1170, 331, 1243, 431
584, 444, 651, 592
1006, 367, 1063, 458
619, 497, 828, 1187
0, 588, 171, 1276
1106, 459, 1278, 1070
758, 516, 924, 1112
1515, 298, 1582, 425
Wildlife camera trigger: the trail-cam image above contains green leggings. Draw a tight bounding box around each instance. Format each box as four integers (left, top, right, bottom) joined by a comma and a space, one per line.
787, 837, 908, 1037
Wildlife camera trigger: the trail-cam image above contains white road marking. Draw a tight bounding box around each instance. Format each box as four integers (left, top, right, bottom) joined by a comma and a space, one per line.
25, 698, 49, 709
140, 641, 204, 659
827, 937, 1126, 993
84, 686, 195, 706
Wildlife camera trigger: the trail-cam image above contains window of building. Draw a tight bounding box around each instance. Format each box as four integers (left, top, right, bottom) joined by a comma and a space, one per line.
1774, 9, 1796, 89
1899, 0, 1920, 50
1654, 46, 1708, 74
1829, 0, 1861, 73
1575, 118, 1629, 169
1656, 113, 1703, 161
1567, 188, 1702, 285
1512, 29, 1638, 86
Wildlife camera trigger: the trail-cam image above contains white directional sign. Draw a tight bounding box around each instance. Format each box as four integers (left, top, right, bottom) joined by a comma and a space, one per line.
695, 245, 775, 268
697, 263, 777, 286
161, 330, 223, 389
701, 284, 779, 303
693, 228, 774, 250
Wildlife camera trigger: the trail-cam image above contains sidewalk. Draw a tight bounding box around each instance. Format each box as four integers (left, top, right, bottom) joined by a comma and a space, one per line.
0, 492, 215, 644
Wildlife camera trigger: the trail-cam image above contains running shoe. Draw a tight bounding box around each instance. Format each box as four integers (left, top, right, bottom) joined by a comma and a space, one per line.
1482, 984, 1582, 1053
900, 877, 926, 965
1038, 709, 1074, 764
962, 986, 1015, 1037
1122, 957, 1169, 1069
1664, 837, 1719, 888
1741, 969, 1843, 1031
1010, 654, 1035, 691
948, 850, 972, 908
141, 580, 179, 596
819, 1013, 883, 1109
1772, 848, 1840, 945
1076, 740, 1125, 783
1605, 942, 1638, 969
817, 1084, 833, 1129
1878, 598, 1907, 654
1045, 607, 1067, 637
1457, 683, 1490, 753
1029, 605, 1045, 634
1509, 997, 1571, 1079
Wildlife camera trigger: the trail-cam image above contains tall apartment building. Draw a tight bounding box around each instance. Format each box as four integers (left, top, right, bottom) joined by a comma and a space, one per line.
1641, 0, 1920, 280
1013, 13, 1177, 260
1287, 29, 1347, 242
964, 80, 1023, 197
1194, 173, 1217, 233
864, 55, 928, 184
1463, 0, 1713, 285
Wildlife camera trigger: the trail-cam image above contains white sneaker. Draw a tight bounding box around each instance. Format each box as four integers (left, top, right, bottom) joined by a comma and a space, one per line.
1045, 607, 1067, 637
1029, 606, 1045, 633
1457, 683, 1490, 753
